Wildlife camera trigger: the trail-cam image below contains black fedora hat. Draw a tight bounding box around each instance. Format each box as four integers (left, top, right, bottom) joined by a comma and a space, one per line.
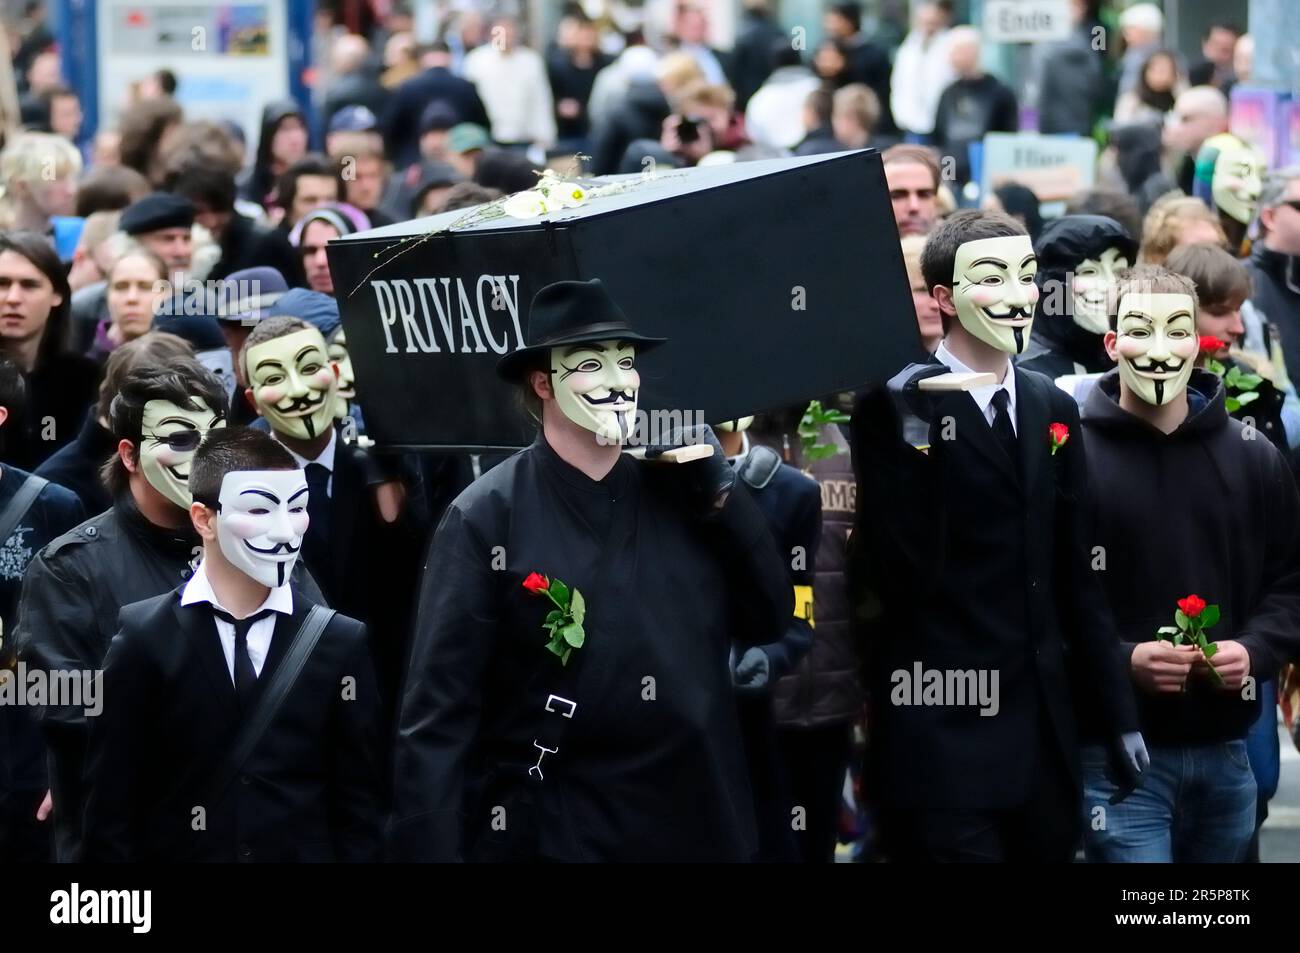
496, 278, 666, 381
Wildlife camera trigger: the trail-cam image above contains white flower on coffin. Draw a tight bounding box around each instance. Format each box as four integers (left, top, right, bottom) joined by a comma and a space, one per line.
503, 190, 547, 219
557, 183, 588, 208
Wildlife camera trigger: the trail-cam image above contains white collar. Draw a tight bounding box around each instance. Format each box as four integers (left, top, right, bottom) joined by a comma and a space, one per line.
277, 426, 336, 473
935, 340, 1017, 418
180, 558, 294, 617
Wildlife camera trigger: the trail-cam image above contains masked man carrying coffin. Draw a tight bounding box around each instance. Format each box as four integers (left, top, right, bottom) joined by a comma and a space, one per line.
848, 210, 1146, 861
392, 278, 792, 862
83, 427, 385, 861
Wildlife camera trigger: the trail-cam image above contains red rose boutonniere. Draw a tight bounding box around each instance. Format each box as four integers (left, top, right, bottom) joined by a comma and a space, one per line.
522, 572, 586, 665
1048, 422, 1069, 456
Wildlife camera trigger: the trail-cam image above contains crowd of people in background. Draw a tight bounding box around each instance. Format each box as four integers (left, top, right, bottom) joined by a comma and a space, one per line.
0, 0, 1297, 864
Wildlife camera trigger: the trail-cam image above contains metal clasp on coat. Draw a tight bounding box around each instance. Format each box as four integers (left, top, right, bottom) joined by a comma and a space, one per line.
545, 694, 577, 718
528, 740, 558, 780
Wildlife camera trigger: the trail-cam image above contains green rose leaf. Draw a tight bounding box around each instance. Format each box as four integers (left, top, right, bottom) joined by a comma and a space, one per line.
570, 589, 586, 625
1202, 641, 1219, 659
1234, 391, 1260, 407
1225, 397, 1241, 413
550, 578, 570, 609
1200, 604, 1220, 628
1175, 609, 1189, 630
562, 622, 585, 648
1156, 626, 1180, 639
545, 609, 564, 625
1236, 373, 1262, 390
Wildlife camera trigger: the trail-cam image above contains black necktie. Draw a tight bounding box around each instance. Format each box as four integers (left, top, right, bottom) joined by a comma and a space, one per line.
990, 388, 1018, 461
304, 462, 332, 544
212, 607, 276, 712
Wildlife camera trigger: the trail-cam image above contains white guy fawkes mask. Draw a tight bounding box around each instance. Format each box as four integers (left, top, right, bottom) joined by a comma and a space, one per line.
140, 398, 225, 509
215, 469, 310, 589
1114, 292, 1198, 406
550, 340, 639, 444
952, 235, 1040, 354
327, 328, 355, 421
1212, 143, 1267, 225
716, 416, 754, 433
1071, 247, 1130, 336
246, 328, 338, 441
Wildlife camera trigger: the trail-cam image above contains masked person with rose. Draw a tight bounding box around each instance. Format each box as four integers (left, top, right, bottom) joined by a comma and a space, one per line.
848, 210, 1146, 862
391, 278, 792, 862
240, 315, 426, 714
82, 427, 385, 862
1077, 265, 1300, 862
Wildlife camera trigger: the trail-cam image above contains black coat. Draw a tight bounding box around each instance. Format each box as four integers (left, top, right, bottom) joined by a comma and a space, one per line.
1245, 244, 1300, 399
8, 353, 100, 472
848, 361, 1138, 811
773, 423, 865, 728
207, 213, 302, 285
383, 67, 491, 168
1080, 370, 1300, 744
82, 585, 384, 862
296, 438, 427, 708
391, 436, 792, 862
590, 79, 670, 176
15, 493, 323, 859
730, 10, 786, 109
1018, 214, 1139, 379
34, 408, 114, 516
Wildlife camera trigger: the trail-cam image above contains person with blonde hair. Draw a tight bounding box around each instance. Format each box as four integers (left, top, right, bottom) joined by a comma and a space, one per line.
832, 83, 881, 150
1139, 194, 1228, 265
0, 132, 81, 234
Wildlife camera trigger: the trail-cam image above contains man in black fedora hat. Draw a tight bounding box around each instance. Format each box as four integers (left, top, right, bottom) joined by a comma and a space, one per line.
391, 278, 793, 861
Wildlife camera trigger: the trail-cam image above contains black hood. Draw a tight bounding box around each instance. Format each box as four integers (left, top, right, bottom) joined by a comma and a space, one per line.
1030, 214, 1139, 371
1083, 368, 1228, 441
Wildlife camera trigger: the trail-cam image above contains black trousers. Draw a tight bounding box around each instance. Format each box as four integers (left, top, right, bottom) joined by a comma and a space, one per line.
775, 721, 854, 864
877, 724, 1080, 863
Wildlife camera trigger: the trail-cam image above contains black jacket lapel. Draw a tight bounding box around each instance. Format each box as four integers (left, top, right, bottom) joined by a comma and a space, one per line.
1014, 369, 1050, 494
174, 596, 240, 722
330, 442, 363, 581
258, 592, 312, 687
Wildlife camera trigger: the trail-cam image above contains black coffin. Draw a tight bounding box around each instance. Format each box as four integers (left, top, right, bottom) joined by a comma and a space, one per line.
325, 150, 919, 450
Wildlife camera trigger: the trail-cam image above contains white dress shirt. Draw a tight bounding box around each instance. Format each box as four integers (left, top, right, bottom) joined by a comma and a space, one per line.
890, 27, 955, 135
935, 340, 1018, 435
181, 560, 294, 680
278, 427, 336, 497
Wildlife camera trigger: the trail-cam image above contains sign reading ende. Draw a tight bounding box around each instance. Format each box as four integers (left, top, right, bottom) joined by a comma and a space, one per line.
327, 152, 923, 451
984, 0, 1070, 43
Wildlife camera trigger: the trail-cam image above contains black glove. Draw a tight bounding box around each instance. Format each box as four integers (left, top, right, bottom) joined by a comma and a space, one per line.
643, 423, 735, 510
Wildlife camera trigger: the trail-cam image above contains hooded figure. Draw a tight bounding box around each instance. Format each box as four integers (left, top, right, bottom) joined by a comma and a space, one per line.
241, 100, 309, 206
1017, 215, 1139, 381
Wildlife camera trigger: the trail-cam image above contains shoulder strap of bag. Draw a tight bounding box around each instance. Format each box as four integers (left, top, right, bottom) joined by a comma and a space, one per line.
203, 604, 336, 806
0, 474, 47, 546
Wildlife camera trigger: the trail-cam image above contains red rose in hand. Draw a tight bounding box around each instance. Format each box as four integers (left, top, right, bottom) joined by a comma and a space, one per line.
522, 572, 549, 594
1199, 335, 1228, 354
1177, 594, 1206, 618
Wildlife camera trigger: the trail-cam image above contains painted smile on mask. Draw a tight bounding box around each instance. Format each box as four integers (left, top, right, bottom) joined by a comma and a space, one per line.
246, 328, 338, 441
551, 341, 640, 444
951, 235, 1040, 355
216, 473, 310, 589
140, 398, 226, 509
1114, 292, 1198, 406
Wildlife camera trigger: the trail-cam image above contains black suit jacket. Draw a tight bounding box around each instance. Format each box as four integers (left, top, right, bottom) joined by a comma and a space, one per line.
82, 585, 385, 862
848, 361, 1137, 811
300, 439, 427, 706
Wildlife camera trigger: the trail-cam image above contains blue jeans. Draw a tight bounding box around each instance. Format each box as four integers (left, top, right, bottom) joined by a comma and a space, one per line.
1080, 741, 1256, 863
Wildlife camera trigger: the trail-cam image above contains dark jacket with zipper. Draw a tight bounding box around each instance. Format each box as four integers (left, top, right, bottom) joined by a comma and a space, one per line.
1244, 243, 1300, 396
773, 423, 864, 728
1080, 369, 1300, 745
